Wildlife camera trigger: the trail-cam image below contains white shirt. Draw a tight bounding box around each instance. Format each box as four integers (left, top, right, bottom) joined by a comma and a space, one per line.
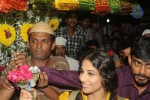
65, 55, 79, 71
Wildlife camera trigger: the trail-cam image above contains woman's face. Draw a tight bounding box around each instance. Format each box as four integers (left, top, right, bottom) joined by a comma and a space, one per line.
79, 59, 103, 94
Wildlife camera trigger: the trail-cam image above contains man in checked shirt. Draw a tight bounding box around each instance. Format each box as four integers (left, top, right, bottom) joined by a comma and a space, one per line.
55, 11, 85, 59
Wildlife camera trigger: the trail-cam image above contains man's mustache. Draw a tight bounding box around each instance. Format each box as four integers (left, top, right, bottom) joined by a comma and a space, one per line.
134, 74, 149, 79
57, 53, 64, 56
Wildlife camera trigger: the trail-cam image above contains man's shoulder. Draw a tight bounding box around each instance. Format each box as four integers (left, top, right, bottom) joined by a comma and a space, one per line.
52, 56, 70, 70
66, 56, 79, 63
116, 66, 131, 78
55, 26, 67, 35
116, 66, 132, 83
57, 26, 67, 30
76, 26, 84, 35
116, 66, 130, 73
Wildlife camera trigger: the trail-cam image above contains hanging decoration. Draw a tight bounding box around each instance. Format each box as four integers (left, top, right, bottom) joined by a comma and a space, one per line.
120, 0, 132, 15
78, 0, 95, 11
94, 0, 110, 15
109, 0, 122, 13
10, 0, 27, 11
0, 0, 27, 13
132, 4, 144, 19
0, 0, 11, 13
32, 0, 51, 3
54, 0, 79, 10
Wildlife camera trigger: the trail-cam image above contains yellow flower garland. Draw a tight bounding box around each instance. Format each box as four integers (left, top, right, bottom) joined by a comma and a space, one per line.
20, 23, 33, 42
0, 24, 16, 46
49, 18, 60, 31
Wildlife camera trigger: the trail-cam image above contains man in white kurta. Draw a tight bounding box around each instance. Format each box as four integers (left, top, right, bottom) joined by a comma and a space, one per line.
53, 37, 79, 71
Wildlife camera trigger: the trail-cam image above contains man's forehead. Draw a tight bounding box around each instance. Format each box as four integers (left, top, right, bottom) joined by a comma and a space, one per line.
67, 14, 77, 19
132, 56, 150, 63
30, 32, 51, 36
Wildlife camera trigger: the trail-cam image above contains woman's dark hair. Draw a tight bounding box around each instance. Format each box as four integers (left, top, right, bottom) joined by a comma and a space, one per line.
79, 50, 118, 93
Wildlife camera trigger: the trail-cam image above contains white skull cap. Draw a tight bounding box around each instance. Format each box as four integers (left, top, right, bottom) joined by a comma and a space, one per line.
142, 29, 150, 36
55, 37, 67, 46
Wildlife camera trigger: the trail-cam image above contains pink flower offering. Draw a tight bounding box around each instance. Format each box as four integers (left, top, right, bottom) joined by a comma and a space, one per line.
7, 64, 32, 83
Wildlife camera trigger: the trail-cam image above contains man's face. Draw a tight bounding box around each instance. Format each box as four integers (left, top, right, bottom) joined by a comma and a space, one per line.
55, 45, 66, 57
130, 56, 150, 87
28, 32, 54, 60
80, 18, 90, 29
66, 14, 78, 27
92, 23, 99, 30
143, 34, 150, 37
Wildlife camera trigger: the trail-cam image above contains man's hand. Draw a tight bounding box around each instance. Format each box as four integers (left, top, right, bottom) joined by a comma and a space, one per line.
10, 52, 27, 69
37, 72, 48, 89
36, 72, 59, 100
0, 77, 14, 90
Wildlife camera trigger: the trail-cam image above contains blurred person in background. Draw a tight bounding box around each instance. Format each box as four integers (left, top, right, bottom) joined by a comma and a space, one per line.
52, 37, 79, 71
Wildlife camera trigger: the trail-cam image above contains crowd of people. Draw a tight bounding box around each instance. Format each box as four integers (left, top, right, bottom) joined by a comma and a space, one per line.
0, 11, 150, 100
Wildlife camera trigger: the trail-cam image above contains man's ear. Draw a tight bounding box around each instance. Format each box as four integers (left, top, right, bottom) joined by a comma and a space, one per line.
128, 55, 132, 66
51, 42, 56, 50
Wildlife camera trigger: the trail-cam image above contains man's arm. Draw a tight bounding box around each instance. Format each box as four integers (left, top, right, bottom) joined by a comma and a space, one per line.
0, 52, 27, 99
36, 72, 59, 100
40, 67, 81, 89
0, 88, 15, 100
38, 86, 59, 100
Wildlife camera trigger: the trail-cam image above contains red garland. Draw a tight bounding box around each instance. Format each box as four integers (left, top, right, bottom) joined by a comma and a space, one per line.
0, 0, 27, 13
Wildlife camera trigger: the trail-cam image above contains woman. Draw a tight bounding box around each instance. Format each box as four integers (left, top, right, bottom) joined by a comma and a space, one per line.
20, 50, 128, 100
58, 50, 128, 100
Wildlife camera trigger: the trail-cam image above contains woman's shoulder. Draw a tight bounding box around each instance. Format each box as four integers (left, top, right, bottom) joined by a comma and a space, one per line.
116, 95, 129, 100
59, 91, 70, 100
109, 92, 129, 100
59, 90, 83, 100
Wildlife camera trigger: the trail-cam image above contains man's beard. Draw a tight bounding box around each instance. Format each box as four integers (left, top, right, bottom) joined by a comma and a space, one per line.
133, 73, 150, 87
56, 52, 64, 57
